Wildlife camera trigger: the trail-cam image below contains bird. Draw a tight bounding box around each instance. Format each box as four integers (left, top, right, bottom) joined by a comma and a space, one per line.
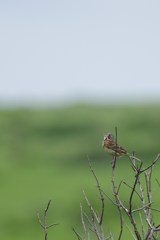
102, 133, 128, 157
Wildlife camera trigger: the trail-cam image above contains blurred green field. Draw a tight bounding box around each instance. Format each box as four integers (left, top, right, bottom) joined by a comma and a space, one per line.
0, 104, 160, 239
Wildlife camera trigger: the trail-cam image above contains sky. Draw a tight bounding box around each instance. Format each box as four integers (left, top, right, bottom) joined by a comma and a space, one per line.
0, 0, 160, 106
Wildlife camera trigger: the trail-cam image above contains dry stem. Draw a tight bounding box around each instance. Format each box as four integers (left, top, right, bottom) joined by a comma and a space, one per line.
37, 200, 58, 240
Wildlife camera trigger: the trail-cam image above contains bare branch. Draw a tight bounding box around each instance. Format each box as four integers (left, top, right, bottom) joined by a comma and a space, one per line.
88, 159, 105, 225
110, 129, 125, 240
125, 223, 137, 240
150, 208, 160, 213
156, 178, 160, 188
141, 153, 160, 173
145, 171, 152, 224
80, 203, 87, 235
75, 128, 160, 240
83, 190, 99, 223
37, 210, 44, 228
102, 190, 117, 206
132, 203, 152, 213
139, 211, 146, 238
82, 190, 106, 240
72, 227, 83, 240
129, 163, 142, 215
123, 181, 142, 200
112, 127, 118, 169
37, 200, 58, 240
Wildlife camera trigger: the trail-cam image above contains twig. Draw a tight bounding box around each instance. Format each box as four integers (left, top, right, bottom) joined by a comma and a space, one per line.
75, 127, 160, 240
80, 203, 87, 235
112, 127, 118, 169
83, 190, 99, 224
123, 181, 142, 200
132, 203, 152, 213
111, 129, 142, 240
141, 153, 160, 173
125, 223, 137, 240
111, 128, 124, 240
83, 190, 106, 240
88, 159, 105, 225
72, 227, 83, 240
37, 200, 58, 240
139, 211, 146, 238
129, 162, 143, 214
156, 178, 160, 188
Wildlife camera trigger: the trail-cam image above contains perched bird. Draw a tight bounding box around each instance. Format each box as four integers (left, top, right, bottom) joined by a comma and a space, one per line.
102, 133, 128, 157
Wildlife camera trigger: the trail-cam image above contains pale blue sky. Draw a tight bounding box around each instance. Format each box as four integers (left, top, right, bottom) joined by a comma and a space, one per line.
0, 0, 160, 105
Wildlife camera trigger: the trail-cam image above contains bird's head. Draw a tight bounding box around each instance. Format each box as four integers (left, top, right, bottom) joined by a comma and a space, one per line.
103, 132, 114, 141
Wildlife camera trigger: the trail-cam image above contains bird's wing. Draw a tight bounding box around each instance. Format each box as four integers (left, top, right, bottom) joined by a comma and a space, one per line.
108, 142, 127, 155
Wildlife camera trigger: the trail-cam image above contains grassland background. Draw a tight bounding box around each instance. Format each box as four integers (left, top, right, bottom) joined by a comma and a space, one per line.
0, 104, 160, 240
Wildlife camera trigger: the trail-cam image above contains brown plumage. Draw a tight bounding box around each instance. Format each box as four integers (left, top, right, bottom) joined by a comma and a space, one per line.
102, 133, 128, 157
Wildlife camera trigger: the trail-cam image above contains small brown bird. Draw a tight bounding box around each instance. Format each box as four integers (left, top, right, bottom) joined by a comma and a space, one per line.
102, 133, 128, 157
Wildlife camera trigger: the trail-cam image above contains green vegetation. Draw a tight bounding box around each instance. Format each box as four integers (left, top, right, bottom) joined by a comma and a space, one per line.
0, 105, 160, 239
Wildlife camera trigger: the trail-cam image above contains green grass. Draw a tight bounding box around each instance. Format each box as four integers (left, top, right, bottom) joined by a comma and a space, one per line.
0, 104, 160, 239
